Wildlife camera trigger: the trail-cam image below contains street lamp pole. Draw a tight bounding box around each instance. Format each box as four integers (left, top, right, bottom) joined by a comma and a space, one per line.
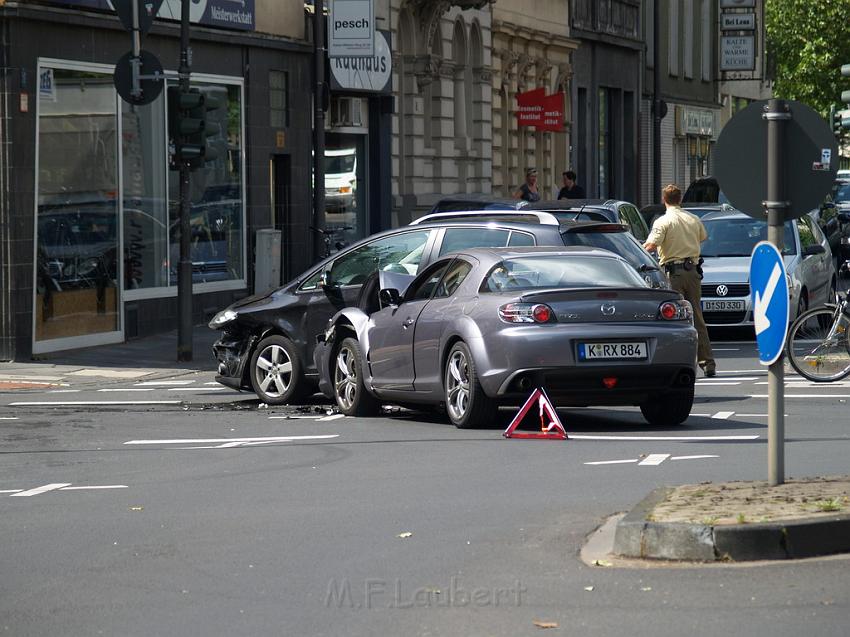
652, 0, 661, 198
313, 0, 327, 261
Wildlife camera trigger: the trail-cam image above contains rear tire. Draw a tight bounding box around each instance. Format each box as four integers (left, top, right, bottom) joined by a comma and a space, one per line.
333, 337, 380, 416
444, 342, 496, 428
639, 387, 694, 426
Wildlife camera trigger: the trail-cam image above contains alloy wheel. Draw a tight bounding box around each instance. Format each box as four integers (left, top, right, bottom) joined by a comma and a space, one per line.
446, 350, 471, 421
255, 344, 293, 398
335, 344, 358, 411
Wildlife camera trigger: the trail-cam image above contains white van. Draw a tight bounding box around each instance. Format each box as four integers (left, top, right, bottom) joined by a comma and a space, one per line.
325, 148, 357, 213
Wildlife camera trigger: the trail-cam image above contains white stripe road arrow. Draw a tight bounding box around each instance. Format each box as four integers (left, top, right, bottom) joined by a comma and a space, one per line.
754, 262, 782, 335
124, 434, 340, 446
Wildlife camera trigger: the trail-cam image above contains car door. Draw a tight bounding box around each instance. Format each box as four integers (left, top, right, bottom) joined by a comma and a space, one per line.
412, 257, 476, 394
367, 259, 452, 390
796, 216, 830, 306
300, 229, 435, 347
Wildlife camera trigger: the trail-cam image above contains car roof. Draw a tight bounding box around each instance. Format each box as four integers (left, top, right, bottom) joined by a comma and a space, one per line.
411, 209, 561, 226
449, 245, 625, 261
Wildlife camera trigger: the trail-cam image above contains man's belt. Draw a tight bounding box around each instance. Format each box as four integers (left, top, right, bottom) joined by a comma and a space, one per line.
663, 258, 698, 273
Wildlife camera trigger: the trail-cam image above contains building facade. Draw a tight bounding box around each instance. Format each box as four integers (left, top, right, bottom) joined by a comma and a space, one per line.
570, 0, 642, 202
640, 0, 721, 206
0, 0, 313, 359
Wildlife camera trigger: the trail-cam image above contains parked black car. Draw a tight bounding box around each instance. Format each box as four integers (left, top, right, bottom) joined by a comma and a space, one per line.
525, 199, 650, 241
210, 214, 666, 404
829, 179, 850, 260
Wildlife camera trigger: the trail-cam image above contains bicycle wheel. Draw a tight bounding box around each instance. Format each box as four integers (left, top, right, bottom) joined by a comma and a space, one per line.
786, 307, 850, 382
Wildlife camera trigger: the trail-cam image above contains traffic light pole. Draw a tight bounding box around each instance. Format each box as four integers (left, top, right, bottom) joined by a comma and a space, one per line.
763, 98, 789, 486
313, 0, 327, 261
177, 0, 193, 362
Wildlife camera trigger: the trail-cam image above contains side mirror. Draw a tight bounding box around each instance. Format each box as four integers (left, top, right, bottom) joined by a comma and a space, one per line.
379, 288, 401, 307
803, 244, 826, 257
320, 269, 336, 290
837, 211, 850, 223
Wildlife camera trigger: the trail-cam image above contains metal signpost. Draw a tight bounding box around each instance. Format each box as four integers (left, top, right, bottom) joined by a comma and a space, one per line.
715, 99, 838, 485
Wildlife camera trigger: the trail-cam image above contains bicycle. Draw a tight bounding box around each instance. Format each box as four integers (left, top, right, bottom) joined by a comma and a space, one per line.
786, 289, 850, 382
310, 225, 353, 259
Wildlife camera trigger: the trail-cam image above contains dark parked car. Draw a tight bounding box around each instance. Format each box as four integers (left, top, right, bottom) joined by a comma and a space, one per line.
525, 199, 650, 241
828, 179, 850, 260
683, 176, 729, 205
314, 247, 697, 428
210, 215, 667, 404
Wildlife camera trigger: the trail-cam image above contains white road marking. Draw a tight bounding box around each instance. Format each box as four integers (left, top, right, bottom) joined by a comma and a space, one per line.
48, 390, 81, 393
737, 413, 786, 417
702, 377, 759, 381
98, 388, 155, 392
569, 434, 759, 441
268, 415, 323, 420
135, 380, 195, 386
638, 453, 670, 466
695, 382, 742, 386
711, 411, 735, 420
585, 454, 720, 467
167, 387, 226, 392
204, 382, 221, 385
317, 414, 346, 421
671, 455, 720, 461
712, 348, 741, 351
0, 489, 23, 494
0, 380, 67, 386
59, 485, 127, 491
717, 369, 768, 375
10, 483, 71, 497
9, 401, 182, 406
750, 394, 850, 399
124, 434, 340, 445
754, 381, 850, 387
0, 417, 18, 420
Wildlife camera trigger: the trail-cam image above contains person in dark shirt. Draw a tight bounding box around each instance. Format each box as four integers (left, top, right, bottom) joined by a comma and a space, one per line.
557, 170, 586, 199
513, 168, 541, 202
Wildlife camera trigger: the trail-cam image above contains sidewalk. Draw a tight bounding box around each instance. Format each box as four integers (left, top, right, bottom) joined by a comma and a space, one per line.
0, 325, 219, 388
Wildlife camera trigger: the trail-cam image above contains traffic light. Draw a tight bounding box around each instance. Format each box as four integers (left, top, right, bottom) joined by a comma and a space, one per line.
167, 86, 222, 170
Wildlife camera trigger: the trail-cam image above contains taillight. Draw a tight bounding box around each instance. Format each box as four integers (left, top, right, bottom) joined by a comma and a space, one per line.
499, 303, 555, 323
658, 300, 693, 321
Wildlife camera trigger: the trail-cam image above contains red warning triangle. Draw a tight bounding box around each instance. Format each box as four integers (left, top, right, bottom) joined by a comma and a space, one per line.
503, 387, 567, 440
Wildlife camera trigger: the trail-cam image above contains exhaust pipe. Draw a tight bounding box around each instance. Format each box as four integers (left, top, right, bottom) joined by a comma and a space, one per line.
678, 370, 695, 386
517, 376, 532, 391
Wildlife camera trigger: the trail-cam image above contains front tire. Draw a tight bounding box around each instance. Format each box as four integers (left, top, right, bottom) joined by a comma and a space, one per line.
249, 335, 308, 405
333, 337, 380, 416
444, 342, 496, 428
639, 387, 694, 426
787, 307, 850, 382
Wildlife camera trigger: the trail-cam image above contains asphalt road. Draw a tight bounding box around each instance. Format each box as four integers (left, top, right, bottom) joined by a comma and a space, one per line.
2, 340, 849, 636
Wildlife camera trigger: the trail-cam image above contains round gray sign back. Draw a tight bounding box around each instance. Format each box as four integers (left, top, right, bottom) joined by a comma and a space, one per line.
113, 50, 164, 106
714, 99, 837, 220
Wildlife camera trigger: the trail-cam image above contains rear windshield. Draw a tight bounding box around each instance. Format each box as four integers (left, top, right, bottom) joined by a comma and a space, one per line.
832, 182, 850, 203
702, 218, 796, 257
480, 255, 647, 292
560, 229, 656, 270
551, 210, 610, 223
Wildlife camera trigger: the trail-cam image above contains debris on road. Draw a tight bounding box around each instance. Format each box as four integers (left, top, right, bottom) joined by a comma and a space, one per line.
397, 531, 413, 539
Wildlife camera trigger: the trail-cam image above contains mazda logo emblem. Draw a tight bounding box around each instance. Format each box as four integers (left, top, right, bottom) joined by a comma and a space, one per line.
600, 302, 616, 315
716, 285, 729, 297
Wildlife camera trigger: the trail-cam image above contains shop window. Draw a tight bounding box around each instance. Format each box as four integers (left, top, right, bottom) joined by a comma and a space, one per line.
35, 67, 120, 344
167, 81, 245, 286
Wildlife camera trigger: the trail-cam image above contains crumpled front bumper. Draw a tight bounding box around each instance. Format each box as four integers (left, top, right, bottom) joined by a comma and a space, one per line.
212, 331, 257, 390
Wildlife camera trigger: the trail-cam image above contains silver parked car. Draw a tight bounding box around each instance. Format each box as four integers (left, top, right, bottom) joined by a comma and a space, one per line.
700, 210, 836, 327
314, 247, 698, 428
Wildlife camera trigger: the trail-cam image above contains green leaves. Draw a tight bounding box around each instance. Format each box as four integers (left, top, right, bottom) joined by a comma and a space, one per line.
766, 0, 850, 116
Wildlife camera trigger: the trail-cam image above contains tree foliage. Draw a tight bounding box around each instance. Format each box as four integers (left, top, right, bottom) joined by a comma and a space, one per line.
765, 0, 850, 116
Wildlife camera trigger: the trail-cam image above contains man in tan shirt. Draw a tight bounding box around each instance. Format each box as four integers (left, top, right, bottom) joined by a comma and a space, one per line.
644, 184, 716, 376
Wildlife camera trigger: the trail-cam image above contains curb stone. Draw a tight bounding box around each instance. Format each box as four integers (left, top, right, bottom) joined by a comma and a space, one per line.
614, 486, 850, 561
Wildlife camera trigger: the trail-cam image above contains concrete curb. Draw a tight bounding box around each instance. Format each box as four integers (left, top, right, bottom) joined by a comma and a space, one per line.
614, 486, 850, 561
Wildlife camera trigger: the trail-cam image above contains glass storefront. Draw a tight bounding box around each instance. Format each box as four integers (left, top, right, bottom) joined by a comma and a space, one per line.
35, 68, 120, 344
324, 132, 368, 253
34, 60, 246, 352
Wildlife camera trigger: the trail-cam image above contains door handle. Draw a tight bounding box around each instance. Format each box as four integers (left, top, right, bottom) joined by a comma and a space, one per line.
402, 318, 414, 328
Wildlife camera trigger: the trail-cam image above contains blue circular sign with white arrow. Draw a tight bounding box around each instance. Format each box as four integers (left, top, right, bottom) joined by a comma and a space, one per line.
749, 241, 789, 365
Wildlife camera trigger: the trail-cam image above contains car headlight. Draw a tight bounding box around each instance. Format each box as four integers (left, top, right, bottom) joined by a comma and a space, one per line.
209, 309, 237, 329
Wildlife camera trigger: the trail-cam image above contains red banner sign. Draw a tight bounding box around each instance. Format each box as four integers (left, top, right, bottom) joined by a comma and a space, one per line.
516, 89, 565, 132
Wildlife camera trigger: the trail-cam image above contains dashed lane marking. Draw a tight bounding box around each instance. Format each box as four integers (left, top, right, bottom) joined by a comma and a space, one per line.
9, 483, 71, 497
167, 387, 226, 392
0, 417, 18, 420
586, 454, 719, 467
317, 414, 346, 421
98, 388, 155, 392
695, 382, 741, 386
711, 411, 735, 419
750, 394, 850, 399
135, 380, 195, 386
